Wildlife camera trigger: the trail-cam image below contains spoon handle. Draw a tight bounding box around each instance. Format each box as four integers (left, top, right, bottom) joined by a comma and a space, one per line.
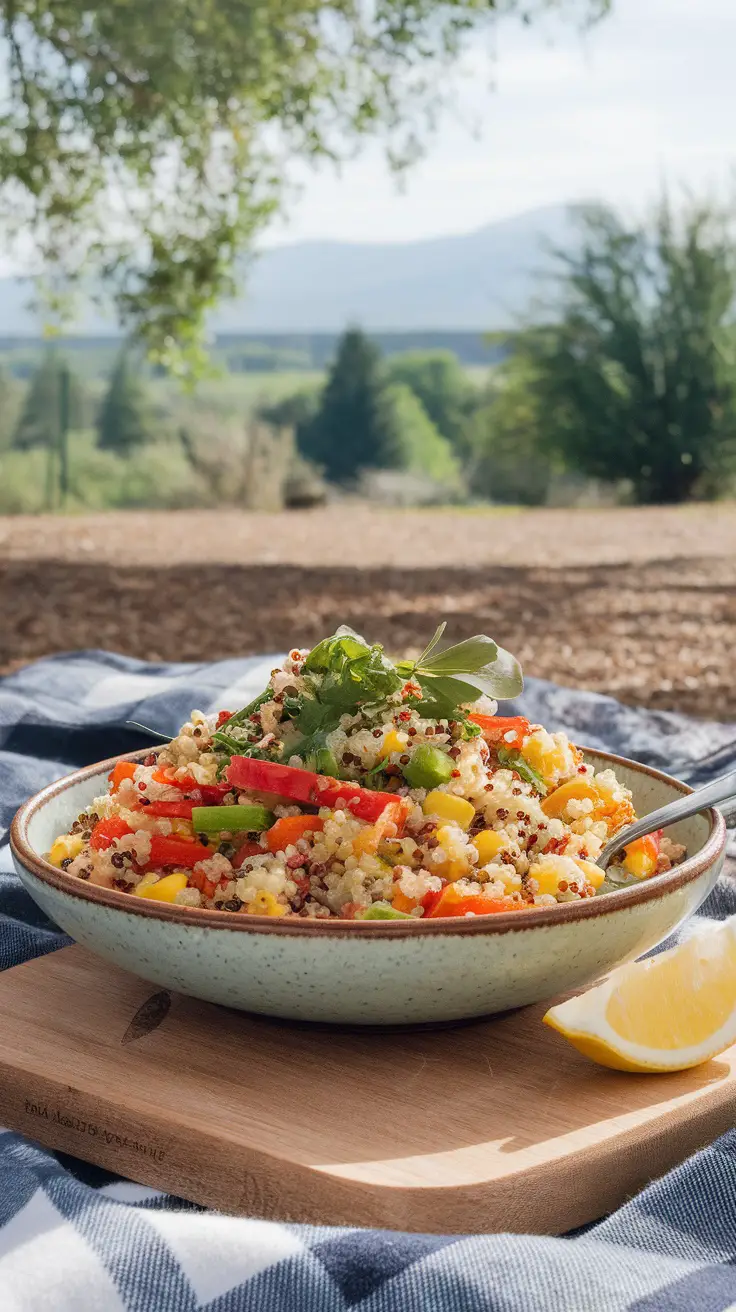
598, 766, 736, 868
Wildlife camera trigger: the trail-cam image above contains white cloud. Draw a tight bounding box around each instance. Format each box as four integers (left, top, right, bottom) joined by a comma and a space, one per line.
264, 0, 736, 245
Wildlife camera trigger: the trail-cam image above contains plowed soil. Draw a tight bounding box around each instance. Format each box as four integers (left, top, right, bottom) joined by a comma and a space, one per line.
2, 504, 735, 720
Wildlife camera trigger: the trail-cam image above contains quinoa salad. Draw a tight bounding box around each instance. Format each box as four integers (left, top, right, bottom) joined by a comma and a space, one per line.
47, 626, 686, 920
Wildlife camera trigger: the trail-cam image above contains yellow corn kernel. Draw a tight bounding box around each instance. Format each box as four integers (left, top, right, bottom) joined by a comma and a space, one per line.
380, 729, 408, 759
521, 735, 568, 787
423, 791, 475, 830
575, 858, 605, 889
472, 829, 507, 864
433, 825, 471, 882
622, 838, 658, 879
529, 863, 562, 897
48, 834, 85, 867
353, 824, 379, 856
247, 890, 287, 917
138, 872, 189, 902
170, 819, 194, 837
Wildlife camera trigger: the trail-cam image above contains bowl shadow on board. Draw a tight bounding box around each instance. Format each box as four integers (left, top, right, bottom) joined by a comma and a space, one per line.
180, 992, 731, 1167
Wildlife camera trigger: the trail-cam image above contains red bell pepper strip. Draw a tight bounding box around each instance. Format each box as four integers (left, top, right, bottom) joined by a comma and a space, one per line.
226, 756, 408, 830
145, 800, 196, 819
226, 757, 319, 804
90, 816, 134, 851
108, 760, 137, 791
316, 782, 410, 830
469, 714, 531, 749
198, 784, 231, 805
233, 840, 265, 868
147, 835, 212, 868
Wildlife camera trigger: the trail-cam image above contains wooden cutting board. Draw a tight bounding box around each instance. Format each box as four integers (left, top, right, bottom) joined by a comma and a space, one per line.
0, 944, 734, 1235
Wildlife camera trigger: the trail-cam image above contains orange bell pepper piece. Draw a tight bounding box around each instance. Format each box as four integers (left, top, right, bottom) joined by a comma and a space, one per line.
264, 815, 325, 853
541, 777, 600, 818
469, 714, 530, 749
108, 760, 137, 791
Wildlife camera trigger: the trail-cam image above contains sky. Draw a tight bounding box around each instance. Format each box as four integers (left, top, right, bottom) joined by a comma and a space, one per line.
263, 0, 736, 246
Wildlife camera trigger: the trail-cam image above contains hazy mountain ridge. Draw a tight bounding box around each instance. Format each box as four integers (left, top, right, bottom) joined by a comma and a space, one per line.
0, 204, 576, 335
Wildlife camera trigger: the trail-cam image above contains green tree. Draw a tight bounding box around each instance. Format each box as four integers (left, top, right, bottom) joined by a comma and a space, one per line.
12, 351, 84, 450
521, 197, 736, 504
0, 364, 23, 449
385, 350, 477, 452
97, 351, 151, 454
380, 382, 463, 485
300, 329, 404, 482
0, 1, 610, 373
465, 353, 554, 505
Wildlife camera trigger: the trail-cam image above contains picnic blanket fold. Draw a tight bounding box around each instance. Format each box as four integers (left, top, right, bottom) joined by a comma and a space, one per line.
1, 650, 735, 1312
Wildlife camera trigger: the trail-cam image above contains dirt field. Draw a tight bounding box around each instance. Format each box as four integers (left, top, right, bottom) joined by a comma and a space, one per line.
2, 503, 736, 720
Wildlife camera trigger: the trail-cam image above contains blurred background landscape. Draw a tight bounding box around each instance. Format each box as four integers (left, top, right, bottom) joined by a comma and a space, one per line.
1, 0, 735, 719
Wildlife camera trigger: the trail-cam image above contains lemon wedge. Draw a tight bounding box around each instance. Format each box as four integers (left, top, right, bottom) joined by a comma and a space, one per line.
543, 919, 736, 1072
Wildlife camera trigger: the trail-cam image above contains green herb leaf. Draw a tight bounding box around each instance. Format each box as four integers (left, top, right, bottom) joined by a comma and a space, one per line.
414, 621, 447, 669
419, 634, 499, 675
225, 690, 271, 730
356, 902, 414, 920
411, 631, 523, 701
497, 746, 547, 795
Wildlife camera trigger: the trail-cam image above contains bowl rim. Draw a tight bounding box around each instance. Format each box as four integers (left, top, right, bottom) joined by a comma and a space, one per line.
10, 746, 726, 939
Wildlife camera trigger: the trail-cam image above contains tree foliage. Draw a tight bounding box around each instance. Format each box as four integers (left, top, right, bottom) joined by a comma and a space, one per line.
518, 197, 736, 503
380, 381, 463, 485
385, 350, 477, 451
0, 364, 23, 449
0, 0, 610, 374
11, 350, 84, 450
465, 354, 553, 504
299, 328, 405, 481
97, 349, 151, 454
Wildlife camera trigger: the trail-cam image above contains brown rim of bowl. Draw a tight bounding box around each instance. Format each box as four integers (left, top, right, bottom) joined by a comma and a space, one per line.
10, 746, 726, 938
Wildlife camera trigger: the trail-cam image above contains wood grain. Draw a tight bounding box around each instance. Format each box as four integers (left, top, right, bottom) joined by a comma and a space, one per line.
0, 945, 734, 1234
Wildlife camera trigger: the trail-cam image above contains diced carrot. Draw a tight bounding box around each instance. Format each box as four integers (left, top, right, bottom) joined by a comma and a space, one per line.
264, 815, 325, 854
108, 760, 137, 791
426, 883, 511, 918
152, 768, 199, 791
392, 889, 419, 914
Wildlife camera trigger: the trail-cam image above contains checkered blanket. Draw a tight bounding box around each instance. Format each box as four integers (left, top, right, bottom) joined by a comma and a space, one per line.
2, 650, 736, 1312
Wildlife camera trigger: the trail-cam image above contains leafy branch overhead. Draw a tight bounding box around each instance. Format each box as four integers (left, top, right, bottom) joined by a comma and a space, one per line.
0, 0, 610, 374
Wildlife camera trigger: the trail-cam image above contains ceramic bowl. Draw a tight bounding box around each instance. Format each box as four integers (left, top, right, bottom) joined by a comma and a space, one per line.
10, 748, 726, 1025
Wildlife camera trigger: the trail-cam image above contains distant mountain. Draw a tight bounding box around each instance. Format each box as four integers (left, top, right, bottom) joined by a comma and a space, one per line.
0, 204, 577, 335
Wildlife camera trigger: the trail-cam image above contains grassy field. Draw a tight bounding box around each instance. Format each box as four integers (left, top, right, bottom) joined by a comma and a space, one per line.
149, 370, 326, 415
2, 502, 735, 720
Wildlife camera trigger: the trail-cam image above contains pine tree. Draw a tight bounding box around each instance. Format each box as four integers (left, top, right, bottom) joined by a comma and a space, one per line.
299, 328, 403, 483
12, 351, 84, 450
96, 350, 150, 455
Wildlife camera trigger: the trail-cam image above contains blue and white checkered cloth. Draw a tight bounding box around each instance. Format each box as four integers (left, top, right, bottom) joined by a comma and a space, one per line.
2, 650, 736, 1312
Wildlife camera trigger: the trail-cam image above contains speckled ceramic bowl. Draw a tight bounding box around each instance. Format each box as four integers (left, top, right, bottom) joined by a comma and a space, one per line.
10, 748, 726, 1025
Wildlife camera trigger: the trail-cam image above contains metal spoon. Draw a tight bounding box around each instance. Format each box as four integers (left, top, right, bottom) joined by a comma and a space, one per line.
597, 766, 736, 871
